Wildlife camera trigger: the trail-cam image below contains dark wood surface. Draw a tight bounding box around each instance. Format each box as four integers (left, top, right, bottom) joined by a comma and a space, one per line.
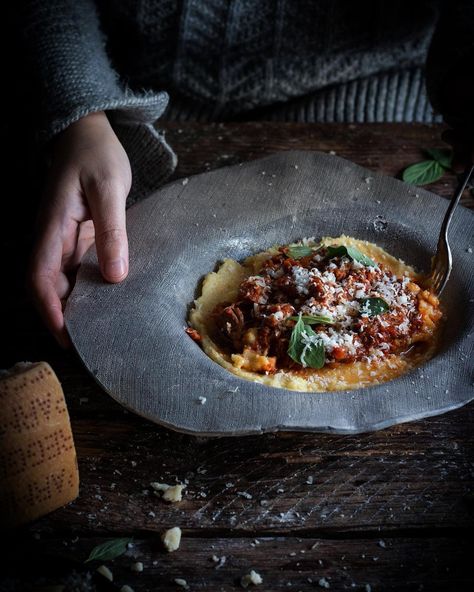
2, 123, 474, 591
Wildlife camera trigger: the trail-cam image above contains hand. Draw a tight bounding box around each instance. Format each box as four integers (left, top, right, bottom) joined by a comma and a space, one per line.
29, 111, 132, 348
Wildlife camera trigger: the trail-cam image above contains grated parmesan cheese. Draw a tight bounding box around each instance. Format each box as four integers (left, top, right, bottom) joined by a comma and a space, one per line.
209, 237, 439, 374
241, 570, 263, 588
162, 527, 182, 552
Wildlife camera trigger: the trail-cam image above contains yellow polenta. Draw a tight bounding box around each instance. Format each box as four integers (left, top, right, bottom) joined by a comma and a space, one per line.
189, 236, 441, 392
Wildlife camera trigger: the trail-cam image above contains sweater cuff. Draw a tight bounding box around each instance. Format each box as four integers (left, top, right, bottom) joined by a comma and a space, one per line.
109, 98, 178, 205
44, 89, 169, 139
47, 90, 178, 204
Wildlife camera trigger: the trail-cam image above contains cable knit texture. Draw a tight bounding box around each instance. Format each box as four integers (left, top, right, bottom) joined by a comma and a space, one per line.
22, 0, 469, 201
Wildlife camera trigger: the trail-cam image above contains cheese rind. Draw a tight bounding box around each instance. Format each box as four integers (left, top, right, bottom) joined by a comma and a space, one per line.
0, 362, 79, 527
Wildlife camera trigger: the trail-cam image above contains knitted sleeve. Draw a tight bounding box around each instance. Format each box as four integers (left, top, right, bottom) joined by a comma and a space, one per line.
22, 0, 177, 202
426, 0, 474, 130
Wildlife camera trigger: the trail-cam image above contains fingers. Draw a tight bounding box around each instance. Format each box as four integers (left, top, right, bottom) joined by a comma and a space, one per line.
76, 219, 96, 260
29, 229, 71, 349
85, 176, 129, 283
32, 273, 71, 349
29, 112, 131, 346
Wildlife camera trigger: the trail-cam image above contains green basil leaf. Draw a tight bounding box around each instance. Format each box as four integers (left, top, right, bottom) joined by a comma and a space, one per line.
85, 538, 132, 563
288, 316, 325, 369
288, 315, 306, 363
301, 327, 325, 369
402, 160, 445, 185
424, 148, 453, 169
325, 245, 346, 258
359, 297, 389, 316
326, 245, 376, 267
346, 246, 377, 267
288, 314, 334, 325
287, 245, 314, 259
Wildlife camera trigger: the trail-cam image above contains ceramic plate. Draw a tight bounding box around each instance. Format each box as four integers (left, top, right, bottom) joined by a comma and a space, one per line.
65, 151, 474, 435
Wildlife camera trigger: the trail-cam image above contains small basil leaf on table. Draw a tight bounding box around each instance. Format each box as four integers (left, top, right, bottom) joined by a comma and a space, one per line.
288, 316, 325, 369
424, 148, 453, 169
287, 245, 314, 259
359, 297, 389, 316
288, 314, 334, 325
326, 245, 376, 267
85, 537, 132, 563
402, 160, 445, 185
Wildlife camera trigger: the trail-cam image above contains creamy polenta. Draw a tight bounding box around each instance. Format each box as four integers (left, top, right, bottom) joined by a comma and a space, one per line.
188, 236, 442, 392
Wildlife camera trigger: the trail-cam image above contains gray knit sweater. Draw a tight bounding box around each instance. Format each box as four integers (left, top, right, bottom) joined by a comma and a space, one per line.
22, 0, 474, 201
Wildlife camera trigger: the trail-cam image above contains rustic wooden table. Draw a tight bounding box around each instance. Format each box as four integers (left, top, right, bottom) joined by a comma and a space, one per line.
3, 123, 474, 591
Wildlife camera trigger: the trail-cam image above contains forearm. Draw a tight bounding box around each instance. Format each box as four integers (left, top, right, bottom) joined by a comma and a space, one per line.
21, 0, 175, 201
22, 0, 124, 138
22, 0, 170, 141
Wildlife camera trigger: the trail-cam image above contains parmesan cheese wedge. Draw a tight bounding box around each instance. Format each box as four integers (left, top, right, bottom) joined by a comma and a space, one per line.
0, 362, 79, 527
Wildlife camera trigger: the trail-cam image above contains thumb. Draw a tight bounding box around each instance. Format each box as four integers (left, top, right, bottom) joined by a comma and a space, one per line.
86, 177, 129, 283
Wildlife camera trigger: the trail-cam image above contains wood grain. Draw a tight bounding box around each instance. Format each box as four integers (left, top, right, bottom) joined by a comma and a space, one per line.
2, 123, 473, 591
5, 534, 472, 591
161, 123, 474, 208
29, 404, 474, 538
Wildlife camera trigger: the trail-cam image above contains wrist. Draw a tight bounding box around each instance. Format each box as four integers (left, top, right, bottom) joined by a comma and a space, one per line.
52, 111, 115, 157
68, 110, 109, 132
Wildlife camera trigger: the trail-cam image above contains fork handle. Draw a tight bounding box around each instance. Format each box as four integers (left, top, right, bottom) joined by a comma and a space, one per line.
438, 164, 474, 242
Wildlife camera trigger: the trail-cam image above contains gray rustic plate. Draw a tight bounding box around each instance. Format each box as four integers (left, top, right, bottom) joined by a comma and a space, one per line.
65, 151, 474, 435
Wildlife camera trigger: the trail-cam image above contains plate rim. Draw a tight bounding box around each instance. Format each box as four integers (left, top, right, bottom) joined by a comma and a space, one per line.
65, 150, 474, 436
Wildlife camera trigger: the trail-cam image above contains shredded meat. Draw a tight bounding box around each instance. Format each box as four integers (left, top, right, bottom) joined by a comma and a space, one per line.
206, 244, 442, 375
185, 327, 202, 342
212, 302, 247, 350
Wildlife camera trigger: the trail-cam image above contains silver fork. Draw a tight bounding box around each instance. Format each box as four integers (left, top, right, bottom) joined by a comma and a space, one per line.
431, 164, 474, 296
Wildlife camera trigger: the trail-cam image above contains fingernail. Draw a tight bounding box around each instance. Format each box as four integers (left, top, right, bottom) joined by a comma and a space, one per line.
105, 258, 126, 280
